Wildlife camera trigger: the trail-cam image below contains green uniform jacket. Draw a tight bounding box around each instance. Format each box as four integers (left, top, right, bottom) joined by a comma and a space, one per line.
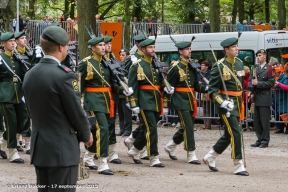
124, 49, 144, 71
0, 52, 26, 103
168, 59, 206, 111
78, 55, 122, 113
209, 58, 244, 116
22, 57, 91, 167
128, 57, 164, 111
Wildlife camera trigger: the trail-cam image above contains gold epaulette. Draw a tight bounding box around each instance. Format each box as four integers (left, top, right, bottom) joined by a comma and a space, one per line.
80, 56, 91, 63
168, 61, 179, 74
217, 58, 225, 65
236, 58, 243, 62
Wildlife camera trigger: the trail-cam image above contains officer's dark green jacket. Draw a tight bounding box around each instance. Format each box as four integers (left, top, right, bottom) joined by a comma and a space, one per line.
0, 52, 26, 103
168, 59, 206, 111
78, 54, 122, 113
209, 57, 244, 116
128, 56, 164, 111
124, 49, 144, 71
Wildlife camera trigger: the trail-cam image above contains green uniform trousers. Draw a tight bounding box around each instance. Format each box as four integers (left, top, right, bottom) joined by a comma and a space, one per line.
35, 165, 78, 192
0, 107, 4, 132
108, 104, 117, 145
87, 111, 109, 157
1, 102, 28, 148
133, 110, 160, 156
253, 106, 270, 145
21, 106, 31, 137
172, 110, 196, 151
213, 114, 242, 159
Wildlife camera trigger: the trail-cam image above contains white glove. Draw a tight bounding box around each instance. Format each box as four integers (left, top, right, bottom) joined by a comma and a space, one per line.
220, 100, 234, 111
21, 96, 25, 103
125, 102, 131, 109
131, 107, 140, 114
163, 108, 169, 115
205, 86, 209, 91
164, 86, 175, 94
123, 87, 134, 96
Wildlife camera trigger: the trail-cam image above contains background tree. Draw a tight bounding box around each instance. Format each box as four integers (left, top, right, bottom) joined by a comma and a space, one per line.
209, 0, 220, 32
278, 0, 286, 30
231, 0, 237, 24
265, 0, 270, 23
238, 0, 244, 23
124, 0, 130, 48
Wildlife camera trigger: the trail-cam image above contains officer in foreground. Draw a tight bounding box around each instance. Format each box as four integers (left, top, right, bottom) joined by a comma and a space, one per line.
203, 37, 249, 176
23, 26, 92, 189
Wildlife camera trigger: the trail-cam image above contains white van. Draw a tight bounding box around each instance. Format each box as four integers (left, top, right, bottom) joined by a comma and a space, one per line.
130, 30, 288, 66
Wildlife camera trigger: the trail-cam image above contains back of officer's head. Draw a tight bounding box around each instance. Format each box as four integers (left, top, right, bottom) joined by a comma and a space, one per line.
40, 26, 69, 55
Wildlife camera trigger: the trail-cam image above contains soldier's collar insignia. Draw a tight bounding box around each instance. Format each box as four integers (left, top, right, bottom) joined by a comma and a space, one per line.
137, 50, 144, 56
72, 80, 79, 91
226, 57, 235, 65
180, 58, 189, 65
4, 51, 13, 57
92, 53, 102, 62
143, 56, 152, 64
17, 46, 26, 54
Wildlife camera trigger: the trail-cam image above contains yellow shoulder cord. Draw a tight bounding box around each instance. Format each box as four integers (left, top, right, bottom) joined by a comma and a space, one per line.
137, 62, 161, 94
219, 61, 243, 90
87, 61, 111, 87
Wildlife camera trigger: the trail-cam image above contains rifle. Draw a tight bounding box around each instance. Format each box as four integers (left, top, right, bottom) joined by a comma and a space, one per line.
13, 49, 31, 70
153, 55, 172, 92
102, 55, 129, 93
109, 51, 129, 84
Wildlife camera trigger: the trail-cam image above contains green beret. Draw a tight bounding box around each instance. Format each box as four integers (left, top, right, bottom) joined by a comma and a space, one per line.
175, 41, 191, 49
0, 32, 14, 41
139, 39, 155, 47
119, 48, 130, 55
104, 36, 112, 43
41, 26, 69, 46
87, 37, 104, 48
133, 34, 146, 42
220, 37, 238, 47
15, 31, 26, 39
255, 49, 266, 56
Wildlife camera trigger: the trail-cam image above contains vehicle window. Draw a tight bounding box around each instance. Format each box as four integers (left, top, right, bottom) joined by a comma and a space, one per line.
267, 48, 288, 65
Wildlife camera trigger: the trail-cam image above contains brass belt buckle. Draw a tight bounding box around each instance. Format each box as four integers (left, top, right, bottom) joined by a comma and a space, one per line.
13, 76, 18, 83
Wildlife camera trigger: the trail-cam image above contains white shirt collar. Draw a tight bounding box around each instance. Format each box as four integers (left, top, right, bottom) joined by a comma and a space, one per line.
43, 55, 60, 64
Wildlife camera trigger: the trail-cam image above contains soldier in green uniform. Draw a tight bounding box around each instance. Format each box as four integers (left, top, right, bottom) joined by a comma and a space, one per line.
248, 50, 274, 148
22, 26, 92, 190
79, 37, 129, 175
0, 32, 29, 163
164, 41, 207, 164
127, 38, 174, 167
15, 31, 32, 154
104, 35, 122, 164
203, 37, 249, 176
124, 33, 150, 160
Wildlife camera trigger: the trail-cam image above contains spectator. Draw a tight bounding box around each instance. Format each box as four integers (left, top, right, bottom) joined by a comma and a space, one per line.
242, 66, 253, 131
274, 63, 288, 134
149, 16, 157, 35
250, 20, 255, 25
237, 21, 243, 32
132, 17, 138, 34
203, 19, 210, 33
270, 21, 277, 30
119, 49, 129, 62
198, 61, 211, 129
23, 17, 30, 31
18, 12, 24, 31
243, 20, 250, 31
193, 17, 202, 24
143, 16, 148, 23
13, 18, 16, 32
117, 17, 121, 22
244, 56, 253, 67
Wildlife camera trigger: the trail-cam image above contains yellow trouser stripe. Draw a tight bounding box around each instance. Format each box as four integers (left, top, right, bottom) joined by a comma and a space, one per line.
90, 111, 100, 157
140, 110, 150, 156
1, 104, 9, 146
178, 110, 188, 151
222, 114, 235, 159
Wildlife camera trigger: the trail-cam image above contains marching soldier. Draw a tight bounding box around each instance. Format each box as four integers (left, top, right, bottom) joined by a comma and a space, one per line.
79, 37, 131, 175
124, 33, 149, 160
203, 37, 249, 176
15, 31, 32, 154
0, 32, 29, 163
164, 41, 207, 164
127, 38, 174, 167
103, 35, 122, 164
248, 49, 274, 148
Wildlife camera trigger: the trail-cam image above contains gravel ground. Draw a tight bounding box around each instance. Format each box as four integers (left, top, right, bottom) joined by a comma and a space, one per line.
1, 123, 288, 192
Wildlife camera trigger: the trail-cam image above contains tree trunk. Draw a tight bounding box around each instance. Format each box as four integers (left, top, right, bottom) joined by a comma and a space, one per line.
64, 0, 70, 19
124, 0, 130, 49
3, 0, 15, 32
231, 0, 238, 24
265, 0, 270, 23
70, 0, 76, 19
28, 0, 36, 19
132, 0, 141, 21
209, 0, 220, 32
278, 0, 286, 30
77, 0, 96, 59
238, 0, 244, 24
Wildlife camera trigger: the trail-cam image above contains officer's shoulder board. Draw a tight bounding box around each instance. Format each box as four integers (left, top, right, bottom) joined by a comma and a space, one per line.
236, 58, 243, 62
58, 64, 72, 73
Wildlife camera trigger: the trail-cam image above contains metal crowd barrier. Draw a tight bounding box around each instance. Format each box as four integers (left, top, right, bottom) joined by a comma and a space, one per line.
157, 89, 288, 128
